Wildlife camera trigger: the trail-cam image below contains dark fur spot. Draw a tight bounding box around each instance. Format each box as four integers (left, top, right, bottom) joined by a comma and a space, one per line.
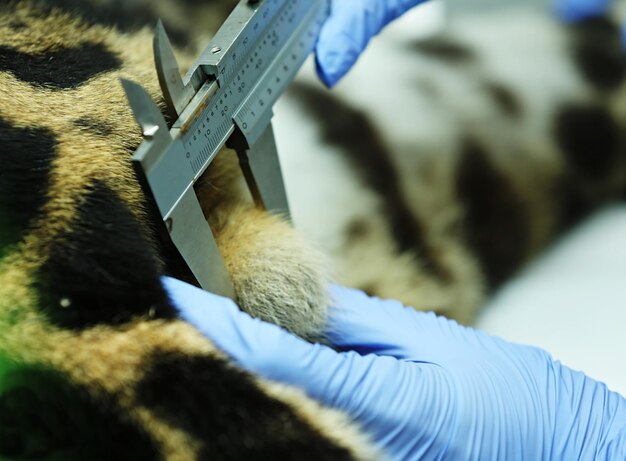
73, 117, 114, 137
178, 0, 234, 7
8, 20, 27, 30
0, 43, 121, 89
359, 283, 378, 298
290, 84, 451, 282
555, 177, 596, 229
555, 104, 621, 179
344, 218, 371, 241
411, 37, 476, 64
0, 366, 160, 461
24, 0, 190, 47
485, 81, 522, 118
178, 0, 218, 5
137, 352, 358, 460
0, 117, 56, 251
571, 17, 626, 91
36, 181, 177, 329
456, 138, 529, 288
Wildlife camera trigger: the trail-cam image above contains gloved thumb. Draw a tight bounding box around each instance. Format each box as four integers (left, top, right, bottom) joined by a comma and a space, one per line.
162, 276, 406, 415
315, 0, 426, 87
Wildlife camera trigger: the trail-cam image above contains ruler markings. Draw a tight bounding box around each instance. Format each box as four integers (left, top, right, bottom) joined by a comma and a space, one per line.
181, 0, 327, 178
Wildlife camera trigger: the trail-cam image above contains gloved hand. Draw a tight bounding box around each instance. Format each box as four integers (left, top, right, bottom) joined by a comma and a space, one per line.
315, 0, 428, 87
163, 276, 626, 460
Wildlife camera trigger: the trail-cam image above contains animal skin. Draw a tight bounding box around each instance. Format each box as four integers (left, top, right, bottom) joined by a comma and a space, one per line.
277, 4, 626, 324
0, 0, 625, 459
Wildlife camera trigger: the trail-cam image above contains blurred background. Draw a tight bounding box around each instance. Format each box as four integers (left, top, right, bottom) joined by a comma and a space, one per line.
449, 0, 545, 10
411, 0, 626, 397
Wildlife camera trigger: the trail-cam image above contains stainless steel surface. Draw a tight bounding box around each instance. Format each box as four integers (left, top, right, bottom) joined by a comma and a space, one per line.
193, 0, 270, 84
124, 0, 330, 296
173, 0, 329, 181
123, 80, 235, 298
154, 21, 200, 118
122, 79, 188, 217
121, 79, 170, 153
231, 0, 328, 145
229, 122, 290, 216
167, 187, 235, 299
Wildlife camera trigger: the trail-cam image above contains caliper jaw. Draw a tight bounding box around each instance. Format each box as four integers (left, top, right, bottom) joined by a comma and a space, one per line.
121, 79, 235, 299
122, 0, 329, 296
227, 120, 290, 218
154, 21, 205, 121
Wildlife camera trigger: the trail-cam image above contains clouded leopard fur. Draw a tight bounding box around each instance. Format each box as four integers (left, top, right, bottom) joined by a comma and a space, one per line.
0, 0, 625, 459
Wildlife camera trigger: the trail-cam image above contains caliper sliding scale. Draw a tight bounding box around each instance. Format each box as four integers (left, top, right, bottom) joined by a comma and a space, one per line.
122, 0, 329, 299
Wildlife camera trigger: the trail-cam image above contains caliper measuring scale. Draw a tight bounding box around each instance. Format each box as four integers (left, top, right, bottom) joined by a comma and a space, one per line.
123, 0, 330, 298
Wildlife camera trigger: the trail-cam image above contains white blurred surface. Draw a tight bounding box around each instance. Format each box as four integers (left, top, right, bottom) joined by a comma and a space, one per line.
478, 205, 626, 396
401, 0, 626, 399
390, 0, 447, 39
281, 0, 626, 398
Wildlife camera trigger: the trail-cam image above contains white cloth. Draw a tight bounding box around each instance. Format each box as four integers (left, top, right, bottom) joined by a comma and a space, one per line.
478, 204, 626, 397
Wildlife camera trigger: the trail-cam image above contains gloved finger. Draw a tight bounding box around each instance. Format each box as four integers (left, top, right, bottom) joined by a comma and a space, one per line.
327, 285, 469, 363
554, 0, 612, 22
315, 0, 427, 87
163, 276, 327, 385
161, 277, 443, 435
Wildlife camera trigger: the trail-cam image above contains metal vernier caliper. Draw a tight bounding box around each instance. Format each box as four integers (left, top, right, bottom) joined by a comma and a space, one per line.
122, 0, 329, 299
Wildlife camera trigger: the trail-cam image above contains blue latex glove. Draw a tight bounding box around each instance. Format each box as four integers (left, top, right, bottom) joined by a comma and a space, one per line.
315, 0, 428, 87
555, 0, 626, 48
163, 277, 626, 460
555, 0, 612, 22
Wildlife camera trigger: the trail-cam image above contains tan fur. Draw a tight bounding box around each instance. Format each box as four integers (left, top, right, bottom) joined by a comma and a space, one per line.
0, 0, 330, 336
0, 262, 367, 457
0, 2, 374, 458
259, 380, 383, 461
213, 206, 329, 340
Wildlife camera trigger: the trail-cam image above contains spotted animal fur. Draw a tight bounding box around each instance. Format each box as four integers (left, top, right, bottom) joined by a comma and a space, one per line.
0, 1, 375, 459
0, 0, 625, 459
278, 4, 626, 323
